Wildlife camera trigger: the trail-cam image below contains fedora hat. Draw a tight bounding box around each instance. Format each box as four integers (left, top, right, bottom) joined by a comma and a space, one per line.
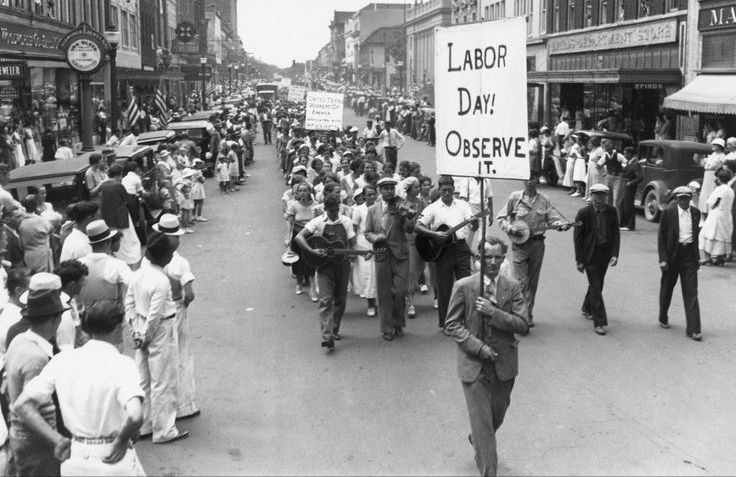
153, 213, 185, 236
22, 289, 68, 318
86, 219, 118, 244
281, 250, 300, 266
19, 272, 62, 305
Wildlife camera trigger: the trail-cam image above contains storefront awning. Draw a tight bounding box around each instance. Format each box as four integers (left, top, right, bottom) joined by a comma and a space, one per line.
663, 75, 736, 115
530, 69, 681, 84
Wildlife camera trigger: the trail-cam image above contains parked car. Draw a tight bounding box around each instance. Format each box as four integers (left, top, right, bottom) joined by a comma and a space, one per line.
166, 120, 215, 177
179, 109, 224, 123
135, 130, 177, 149
635, 139, 711, 222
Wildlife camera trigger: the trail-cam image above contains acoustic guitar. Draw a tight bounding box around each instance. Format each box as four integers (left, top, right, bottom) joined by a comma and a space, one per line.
505, 219, 582, 245
303, 235, 388, 269
415, 209, 491, 263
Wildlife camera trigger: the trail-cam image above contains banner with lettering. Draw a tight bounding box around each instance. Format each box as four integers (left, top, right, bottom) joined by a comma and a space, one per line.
434, 17, 529, 179
305, 92, 344, 131
288, 85, 307, 102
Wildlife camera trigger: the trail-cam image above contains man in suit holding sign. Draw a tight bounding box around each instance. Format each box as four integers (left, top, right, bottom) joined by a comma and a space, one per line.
496, 171, 571, 328
416, 175, 476, 328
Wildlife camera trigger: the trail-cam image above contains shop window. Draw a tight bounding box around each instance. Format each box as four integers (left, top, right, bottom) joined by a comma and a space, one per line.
702, 33, 736, 69
554, 0, 560, 31
568, 0, 575, 30
599, 0, 608, 23
484, 5, 490, 18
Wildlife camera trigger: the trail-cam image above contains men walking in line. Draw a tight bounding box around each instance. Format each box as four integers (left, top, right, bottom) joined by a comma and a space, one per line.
124, 232, 188, 443
574, 184, 620, 336
378, 121, 404, 168
296, 194, 356, 350
13, 300, 147, 476
444, 237, 528, 477
657, 186, 702, 341
260, 108, 273, 145
416, 176, 474, 328
365, 177, 416, 341
496, 173, 570, 327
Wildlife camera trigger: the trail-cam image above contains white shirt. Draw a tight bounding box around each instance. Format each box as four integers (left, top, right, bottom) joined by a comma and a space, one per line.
23, 340, 144, 439
79, 253, 133, 287
0, 302, 22, 356
554, 121, 570, 137
455, 177, 493, 205
60, 228, 93, 263
54, 146, 75, 160
124, 261, 177, 336
121, 171, 143, 195
57, 294, 78, 352
678, 205, 693, 245
304, 214, 356, 240
163, 252, 195, 302
418, 198, 473, 241
378, 129, 405, 149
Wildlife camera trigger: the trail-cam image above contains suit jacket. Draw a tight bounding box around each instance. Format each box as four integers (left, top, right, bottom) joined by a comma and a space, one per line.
3, 225, 24, 268
99, 181, 129, 229
574, 204, 620, 265
658, 204, 700, 264
364, 200, 410, 260
444, 273, 528, 383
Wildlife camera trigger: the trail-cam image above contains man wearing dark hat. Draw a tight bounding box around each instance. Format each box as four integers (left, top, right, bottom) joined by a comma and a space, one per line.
13, 300, 147, 475
657, 186, 702, 340
365, 177, 416, 341
296, 194, 356, 351
574, 183, 620, 335
496, 173, 570, 328
124, 232, 187, 443
5, 277, 67, 476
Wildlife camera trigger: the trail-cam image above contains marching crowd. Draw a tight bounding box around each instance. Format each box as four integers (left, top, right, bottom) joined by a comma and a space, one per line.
0, 90, 267, 475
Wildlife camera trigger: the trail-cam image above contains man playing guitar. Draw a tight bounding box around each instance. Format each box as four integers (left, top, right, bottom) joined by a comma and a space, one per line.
296, 193, 357, 351
415, 175, 476, 328
496, 171, 571, 328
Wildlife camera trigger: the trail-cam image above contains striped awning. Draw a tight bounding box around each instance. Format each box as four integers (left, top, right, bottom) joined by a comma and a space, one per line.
663, 75, 736, 115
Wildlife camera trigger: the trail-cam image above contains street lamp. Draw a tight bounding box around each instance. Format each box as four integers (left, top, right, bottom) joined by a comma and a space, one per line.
103, 30, 121, 138
200, 57, 207, 111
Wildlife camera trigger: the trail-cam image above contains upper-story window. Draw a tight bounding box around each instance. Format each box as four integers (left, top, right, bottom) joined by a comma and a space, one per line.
585, 0, 592, 26
528, 0, 533, 35
540, 0, 547, 33
599, 0, 608, 23
131, 14, 139, 50
554, 0, 560, 31
568, 0, 575, 30
122, 11, 130, 48
664, 0, 676, 11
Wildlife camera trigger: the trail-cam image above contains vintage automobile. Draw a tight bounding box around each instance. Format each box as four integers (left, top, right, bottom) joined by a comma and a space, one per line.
135, 129, 177, 149
179, 109, 224, 123
636, 139, 711, 222
256, 83, 279, 99
7, 146, 160, 214
166, 120, 215, 177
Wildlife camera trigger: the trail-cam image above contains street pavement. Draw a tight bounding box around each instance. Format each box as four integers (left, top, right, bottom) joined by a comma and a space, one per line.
135, 109, 736, 476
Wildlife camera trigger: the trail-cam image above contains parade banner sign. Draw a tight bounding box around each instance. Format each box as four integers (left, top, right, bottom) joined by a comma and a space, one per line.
434, 17, 529, 179
288, 85, 307, 102
305, 92, 344, 130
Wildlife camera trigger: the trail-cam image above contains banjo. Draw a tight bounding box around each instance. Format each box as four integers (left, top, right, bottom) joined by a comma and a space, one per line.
504, 200, 580, 244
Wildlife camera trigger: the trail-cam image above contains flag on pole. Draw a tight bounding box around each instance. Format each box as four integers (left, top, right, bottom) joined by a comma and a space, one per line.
126, 87, 141, 128
154, 78, 170, 126
207, 78, 217, 97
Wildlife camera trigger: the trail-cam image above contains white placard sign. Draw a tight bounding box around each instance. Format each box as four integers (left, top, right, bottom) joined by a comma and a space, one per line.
280, 77, 292, 88
434, 17, 529, 179
305, 92, 344, 130
288, 85, 307, 102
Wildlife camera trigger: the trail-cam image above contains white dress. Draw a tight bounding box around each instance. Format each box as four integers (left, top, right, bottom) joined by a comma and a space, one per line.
699, 184, 734, 256
698, 152, 726, 213
570, 144, 587, 183
351, 203, 376, 299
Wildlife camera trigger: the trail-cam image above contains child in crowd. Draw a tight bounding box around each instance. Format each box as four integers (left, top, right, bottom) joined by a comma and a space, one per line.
216, 156, 230, 193
228, 156, 240, 192
176, 182, 194, 233
190, 163, 207, 221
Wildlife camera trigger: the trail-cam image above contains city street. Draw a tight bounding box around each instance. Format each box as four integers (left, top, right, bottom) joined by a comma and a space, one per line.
136, 108, 736, 476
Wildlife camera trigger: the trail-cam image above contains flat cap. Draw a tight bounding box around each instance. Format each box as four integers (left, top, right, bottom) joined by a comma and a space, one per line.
377, 177, 397, 187
673, 185, 693, 197
589, 183, 610, 194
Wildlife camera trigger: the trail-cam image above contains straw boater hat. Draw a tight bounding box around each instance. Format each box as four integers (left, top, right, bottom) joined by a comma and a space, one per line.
153, 213, 185, 236
86, 220, 119, 244
281, 250, 300, 266
711, 138, 726, 149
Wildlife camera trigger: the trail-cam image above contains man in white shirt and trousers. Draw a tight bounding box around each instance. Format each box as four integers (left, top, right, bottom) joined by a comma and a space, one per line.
124, 232, 188, 444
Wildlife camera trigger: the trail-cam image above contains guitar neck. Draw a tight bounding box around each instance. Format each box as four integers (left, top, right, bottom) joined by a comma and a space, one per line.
324, 249, 372, 256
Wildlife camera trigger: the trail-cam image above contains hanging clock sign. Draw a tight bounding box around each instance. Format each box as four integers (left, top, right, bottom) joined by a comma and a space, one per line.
59, 22, 110, 75
175, 22, 196, 42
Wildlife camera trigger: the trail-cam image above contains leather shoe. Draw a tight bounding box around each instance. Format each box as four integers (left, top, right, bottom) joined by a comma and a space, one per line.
688, 332, 702, 341
659, 322, 670, 329
155, 430, 189, 444
394, 327, 404, 337
382, 332, 394, 341
594, 326, 606, 335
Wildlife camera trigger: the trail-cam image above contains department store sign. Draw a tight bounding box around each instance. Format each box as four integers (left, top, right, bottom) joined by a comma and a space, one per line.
0, 20, 66, 57
698, 3, 736, 31
548, 19, 677, 55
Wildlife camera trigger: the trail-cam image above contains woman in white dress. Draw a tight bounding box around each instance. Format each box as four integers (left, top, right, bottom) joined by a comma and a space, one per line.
699, 167, 734, 266
698, 138, 727, 216
351, 185, 377, 317
22, 121, 39, 164
570, 135, 588, 197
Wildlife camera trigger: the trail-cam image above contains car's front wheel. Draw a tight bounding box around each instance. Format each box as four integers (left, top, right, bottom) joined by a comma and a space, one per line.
643, 189, 661, 222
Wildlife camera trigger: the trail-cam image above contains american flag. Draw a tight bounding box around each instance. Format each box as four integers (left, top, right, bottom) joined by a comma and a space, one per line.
207, 78, 217, 97
154, 84, 170, 126
126, 87, 141, 127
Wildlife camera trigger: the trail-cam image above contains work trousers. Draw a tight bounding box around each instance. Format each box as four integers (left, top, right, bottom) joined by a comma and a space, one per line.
175, 302, 198, 418
61, 441, 146, 476
317, 262, 350, 340
384, 146, 398, 168
659, 243, 701, 335
582, 247, 611, 328
136, 317, 181, 443
436, 241, 472, 327
462, 366, 515, 477
261, 122, 272, 144
606, 174, 624, 219
620, 184, 637, 230
375, 255, 409, 334
511, 238, 545, 322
